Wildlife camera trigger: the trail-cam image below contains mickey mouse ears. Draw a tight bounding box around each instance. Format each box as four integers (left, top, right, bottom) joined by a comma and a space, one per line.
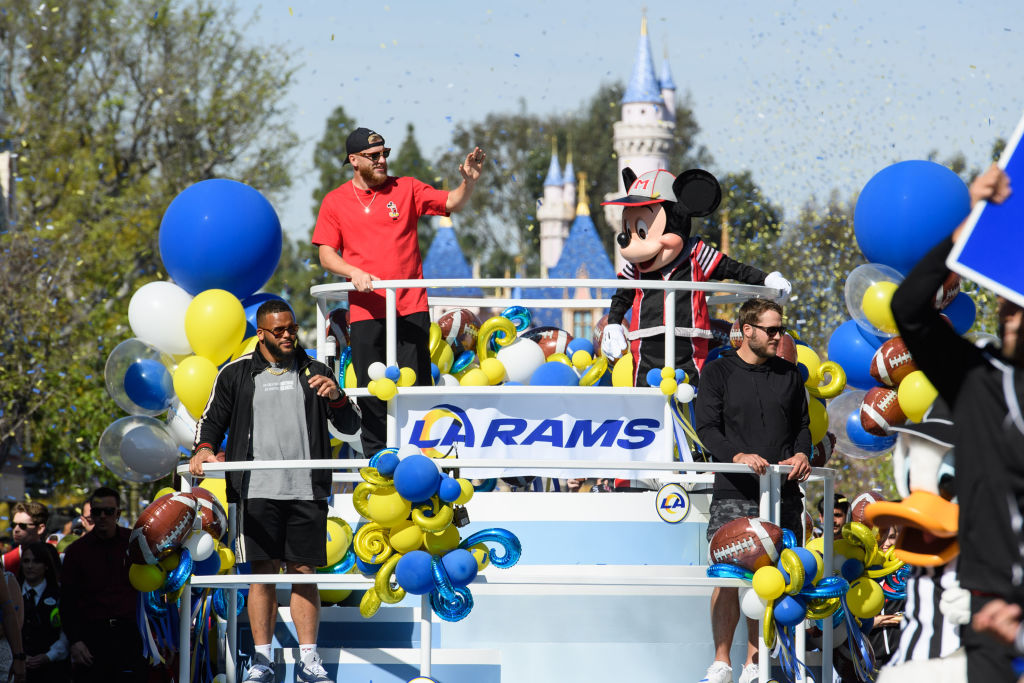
601, 167, 721, 217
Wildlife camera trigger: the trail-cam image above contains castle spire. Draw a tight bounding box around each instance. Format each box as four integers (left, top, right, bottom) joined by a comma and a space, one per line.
543, 136, 563, 186
576, 172, 590, 216
622, 14, 663, 104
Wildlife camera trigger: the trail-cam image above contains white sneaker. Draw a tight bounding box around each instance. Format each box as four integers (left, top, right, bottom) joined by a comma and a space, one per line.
738, 662, 760, 683
699, 661, 733, 683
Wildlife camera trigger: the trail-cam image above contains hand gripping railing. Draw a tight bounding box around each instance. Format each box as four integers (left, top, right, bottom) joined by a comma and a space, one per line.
175, 460, 835, 683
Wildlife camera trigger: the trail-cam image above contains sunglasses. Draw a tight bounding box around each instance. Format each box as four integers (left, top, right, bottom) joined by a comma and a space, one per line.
354, 148, 391, 162
90, 507, 118, 517
259, 324, 299, 338
748, 323, 787, 338
12, 522, 36, 531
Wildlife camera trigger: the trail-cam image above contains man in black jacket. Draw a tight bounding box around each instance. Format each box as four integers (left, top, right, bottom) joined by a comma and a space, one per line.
189, 300, 359, 683
694, 297, 811, 683
890, 163, 1024, 682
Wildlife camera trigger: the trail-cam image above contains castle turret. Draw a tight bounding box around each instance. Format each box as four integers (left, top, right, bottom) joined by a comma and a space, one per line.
659, 47, 677, 123
536, 138, 574, 275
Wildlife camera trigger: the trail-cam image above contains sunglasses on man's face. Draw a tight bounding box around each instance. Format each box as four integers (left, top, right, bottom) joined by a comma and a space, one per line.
12, 522, 36, 531
354, 148, 391, 163
90, 507, 118, 517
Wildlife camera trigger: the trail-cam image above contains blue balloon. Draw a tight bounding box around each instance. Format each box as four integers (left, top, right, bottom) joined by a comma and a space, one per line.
158, 179, 282, 298
355, 556, 382, 574
241, 292, 287, 338
192, 552, 222, 576
645, 368, 663, 388
566, 338, 594, 356
854, 161, 970, 274
123, 359, 173, 411
374, 450, 400, 477
942, 292, 977, 334
774, 595, 807, 627
705, 346, 725, 364
845, 412, 897, 451
441, 549, 478, 588
791, 547, 819, 587
856, 324, 886, 349
841, 558, 865, 583
393, 454, 441, 502
438, 476, 462, 503
828, 320, 883, 391
395, 550, 435, 595
528, 362, 579, 387
384, 365, 401, 382
430, 363, 441, 385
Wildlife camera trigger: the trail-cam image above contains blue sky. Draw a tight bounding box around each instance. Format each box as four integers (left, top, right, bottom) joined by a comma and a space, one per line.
248, 1, 1023, 239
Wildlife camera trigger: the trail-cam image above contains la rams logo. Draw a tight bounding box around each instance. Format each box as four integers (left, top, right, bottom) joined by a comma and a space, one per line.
407, 678, 439, 683
656, 483, 690, 524
387, 200, 400, 220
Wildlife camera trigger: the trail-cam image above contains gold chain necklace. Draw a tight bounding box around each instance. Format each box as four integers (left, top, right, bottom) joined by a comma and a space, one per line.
352, 183, 378, 214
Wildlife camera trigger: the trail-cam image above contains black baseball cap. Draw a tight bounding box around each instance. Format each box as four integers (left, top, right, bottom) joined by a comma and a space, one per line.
344, 127, 386, 165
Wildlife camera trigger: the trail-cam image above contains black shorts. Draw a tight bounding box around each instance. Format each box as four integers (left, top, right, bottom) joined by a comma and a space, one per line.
706, 495, 805, 544
237, 498, 328, 568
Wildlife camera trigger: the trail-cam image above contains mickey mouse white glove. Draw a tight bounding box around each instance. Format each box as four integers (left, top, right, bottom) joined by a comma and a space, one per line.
764, 271, 792, 302
601, 323, 629, 361
939, 582, 972, 625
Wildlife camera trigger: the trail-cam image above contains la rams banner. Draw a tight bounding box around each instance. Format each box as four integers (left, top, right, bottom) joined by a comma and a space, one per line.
398, 393, 671, 479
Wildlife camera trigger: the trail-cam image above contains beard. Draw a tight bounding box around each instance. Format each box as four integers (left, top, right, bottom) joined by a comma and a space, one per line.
358, 163, 387, 187
262, 337, 295, 363
748, 337, 778, 360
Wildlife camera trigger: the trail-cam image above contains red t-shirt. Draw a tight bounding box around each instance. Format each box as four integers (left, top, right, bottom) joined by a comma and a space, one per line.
312, 177, 449, 322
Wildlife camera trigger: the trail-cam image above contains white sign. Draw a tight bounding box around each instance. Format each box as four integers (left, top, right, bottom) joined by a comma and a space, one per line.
397, 392, 671, 479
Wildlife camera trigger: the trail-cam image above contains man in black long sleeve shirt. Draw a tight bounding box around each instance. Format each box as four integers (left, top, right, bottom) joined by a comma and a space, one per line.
694, 298, 812, 683
890, 164, 1024, 682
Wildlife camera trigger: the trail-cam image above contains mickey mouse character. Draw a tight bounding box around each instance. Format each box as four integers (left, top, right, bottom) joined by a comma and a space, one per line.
601, 167, 791, 386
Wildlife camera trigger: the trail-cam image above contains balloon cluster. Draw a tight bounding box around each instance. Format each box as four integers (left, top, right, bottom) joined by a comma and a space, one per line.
822, 160, 978, 460
349, 449, 521, 622
129, 483, 237, 599
99, 180, 285, 482
709, 522, 903, 682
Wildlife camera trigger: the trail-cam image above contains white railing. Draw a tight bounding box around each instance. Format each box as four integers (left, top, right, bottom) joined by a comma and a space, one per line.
176, 460, 836, 683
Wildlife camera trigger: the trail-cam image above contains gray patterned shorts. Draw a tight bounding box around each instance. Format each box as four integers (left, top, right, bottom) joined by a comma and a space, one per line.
706, 495, 805, 543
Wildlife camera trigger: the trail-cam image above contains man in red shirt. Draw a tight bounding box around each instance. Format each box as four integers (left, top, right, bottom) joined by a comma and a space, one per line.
312, 127, 485, 455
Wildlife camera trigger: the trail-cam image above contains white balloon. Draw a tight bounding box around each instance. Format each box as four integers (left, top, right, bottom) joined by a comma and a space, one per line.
496, 338, 546, 384
184, 530, 216, 561
832, 553, 849, 574
128, 281, 194, 355
437, 373, 460, 387
740, 587, 768, 621
166, 399, 198, 450
676, 383, 696, 403
367, 361, 387, 381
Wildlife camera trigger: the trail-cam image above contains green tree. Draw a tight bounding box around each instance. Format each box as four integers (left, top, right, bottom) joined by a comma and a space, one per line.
310, 105, 357, 217
0, 0, 296, 497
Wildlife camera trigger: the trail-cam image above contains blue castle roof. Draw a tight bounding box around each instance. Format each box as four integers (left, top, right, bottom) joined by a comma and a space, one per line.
659, 57, 676, 91
422, 221, 483, 298
543, 152, 563, 187
622, 21, 664, 104
548, 209, 618, 299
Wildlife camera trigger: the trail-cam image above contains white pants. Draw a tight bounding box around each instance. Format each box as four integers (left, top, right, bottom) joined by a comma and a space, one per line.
875, 647, 967, 683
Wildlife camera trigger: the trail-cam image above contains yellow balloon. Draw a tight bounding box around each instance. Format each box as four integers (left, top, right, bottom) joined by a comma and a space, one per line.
459, 368, 490, 386
862, 281, 900, 334
231, 336, 259, 361
158, 552, 181, 572
366, 490, 412, 527
374, 377, 398, 401
184, 289, 246, 365
389, 520, 424, 554
469, 542, 491, 571
660, 367, 674, 380
360, 587, 382, 618
572, 350, 593, 371
846, 577, 884, 618
398, 367, 417, 387
807, 394, 828, 443
344, 363, 357, 388
455, 478, 474, 505
433, 343, 454, 375
805, 536, 824, 554
129, 563, 166, 592
173, 355, 219, 419
897, 370, 938, 422
480, 357, 507, 385
423, 525, 461, 554
476, 316, 517, 361
153, 486, 176, 500
324, 518, 352, 567
752, 566, 786, 601
611, 353, 634, 387
795, 344, 822, 388
660, 378, 678, 396
547, 352, 572, 367
217, 546, 236, 574
319, 587, 352, 604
